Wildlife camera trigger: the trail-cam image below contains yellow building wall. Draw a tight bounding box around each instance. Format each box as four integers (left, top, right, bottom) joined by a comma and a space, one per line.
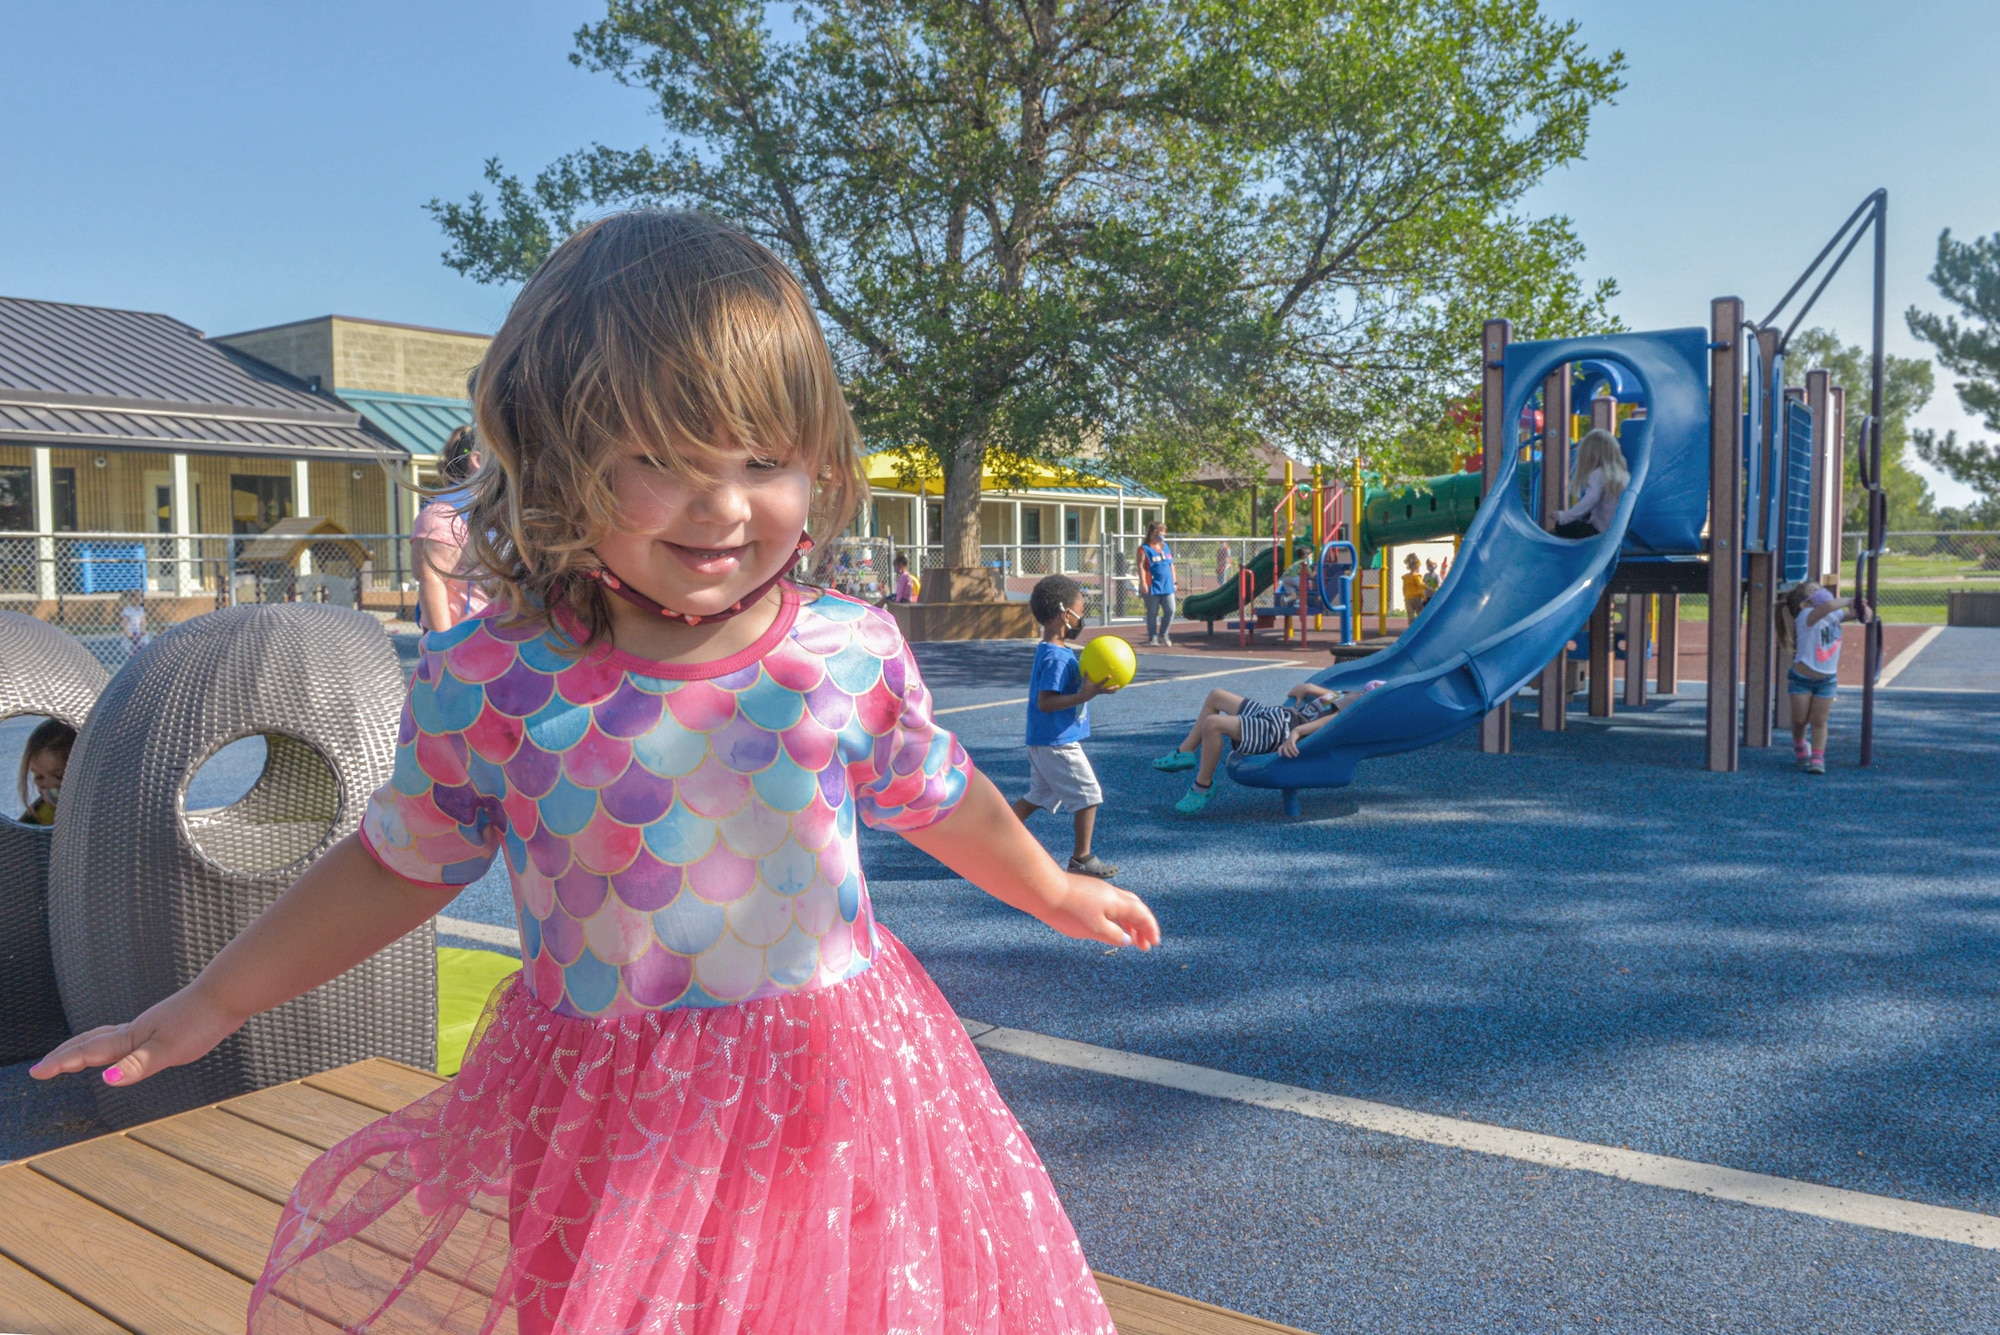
51, 449, 150, 532
212, 321, 337, 390
216, 317, 490, 399
331, 319, 487, 398
306, 460, 392, 534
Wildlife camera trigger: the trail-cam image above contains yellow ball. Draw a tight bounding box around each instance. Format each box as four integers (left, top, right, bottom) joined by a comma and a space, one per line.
1079, 634, 1137, 689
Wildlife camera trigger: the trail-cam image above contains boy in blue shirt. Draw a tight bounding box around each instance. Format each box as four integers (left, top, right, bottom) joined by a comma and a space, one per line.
1010, 575, 1120, 877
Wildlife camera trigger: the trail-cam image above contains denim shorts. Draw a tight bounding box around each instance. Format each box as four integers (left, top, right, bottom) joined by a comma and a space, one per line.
1787, 667, 1838, 700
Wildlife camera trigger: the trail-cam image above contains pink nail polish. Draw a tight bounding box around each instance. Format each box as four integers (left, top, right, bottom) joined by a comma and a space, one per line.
103, 1068, 123, 1084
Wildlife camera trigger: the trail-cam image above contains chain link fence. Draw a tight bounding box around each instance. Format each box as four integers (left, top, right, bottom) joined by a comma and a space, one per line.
1585, 532, 1999, 627
834, 535, 1284, 621
1841, 531, 2000, 624
0, 532, 418, 670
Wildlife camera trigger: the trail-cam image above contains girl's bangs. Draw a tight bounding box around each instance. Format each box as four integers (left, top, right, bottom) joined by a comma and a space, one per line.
595, 293, 848, 490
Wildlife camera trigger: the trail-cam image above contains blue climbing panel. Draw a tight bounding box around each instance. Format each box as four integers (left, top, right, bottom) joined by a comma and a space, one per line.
1782, 398, 1814, 585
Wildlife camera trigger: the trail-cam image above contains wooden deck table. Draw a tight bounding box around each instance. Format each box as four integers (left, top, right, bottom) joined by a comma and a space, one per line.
0, 1059, 1307, 1335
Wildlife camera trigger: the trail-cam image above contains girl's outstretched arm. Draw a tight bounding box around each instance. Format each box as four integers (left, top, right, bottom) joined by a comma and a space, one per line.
31, 835, 455, 1087
899, 770, 1160, 951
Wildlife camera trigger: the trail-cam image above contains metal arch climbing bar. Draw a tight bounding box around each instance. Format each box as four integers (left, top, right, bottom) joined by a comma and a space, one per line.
1317, 539, 1357, 646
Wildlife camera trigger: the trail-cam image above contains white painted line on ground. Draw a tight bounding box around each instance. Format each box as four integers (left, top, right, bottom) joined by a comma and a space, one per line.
435, 916, 519, 949
964, 1021, 2000, 1251
1875, 625, 1944, 689
1879, 684, 2000, 695
933, 661, 1292, 716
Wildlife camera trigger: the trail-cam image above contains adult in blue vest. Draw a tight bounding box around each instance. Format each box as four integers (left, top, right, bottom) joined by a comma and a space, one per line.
1137, 521, 1176, 647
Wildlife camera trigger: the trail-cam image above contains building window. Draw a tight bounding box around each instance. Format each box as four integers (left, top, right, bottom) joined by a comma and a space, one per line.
0, 468, 32, 531
232, 475, 294, 534
1020, 508, 1042, 545
50, 468, 78, 532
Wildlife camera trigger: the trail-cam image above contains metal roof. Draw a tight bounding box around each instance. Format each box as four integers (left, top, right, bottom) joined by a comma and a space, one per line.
0, 296, 402, 459
334, 388, 471, 458
1028, 484, 1166, 500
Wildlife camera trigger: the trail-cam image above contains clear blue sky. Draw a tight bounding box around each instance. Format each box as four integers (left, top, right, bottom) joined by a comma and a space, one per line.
3, 0, 1993, 504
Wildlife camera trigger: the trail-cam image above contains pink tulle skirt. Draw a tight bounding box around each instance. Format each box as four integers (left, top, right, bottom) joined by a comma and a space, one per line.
247, 930, 1111, 1334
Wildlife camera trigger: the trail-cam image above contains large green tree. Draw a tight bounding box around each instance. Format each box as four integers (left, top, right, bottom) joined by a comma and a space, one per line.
1784, 327, 1935, 532
1907, 228, 2000, 517
431, 0, 1623, 567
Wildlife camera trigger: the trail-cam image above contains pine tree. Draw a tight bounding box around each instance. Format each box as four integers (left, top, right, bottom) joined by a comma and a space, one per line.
1907, 229, 2000, 515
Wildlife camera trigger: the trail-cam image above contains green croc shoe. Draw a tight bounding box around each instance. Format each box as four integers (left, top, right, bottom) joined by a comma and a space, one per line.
1174, 783, 1213, 814
1151, 749, 1198, 772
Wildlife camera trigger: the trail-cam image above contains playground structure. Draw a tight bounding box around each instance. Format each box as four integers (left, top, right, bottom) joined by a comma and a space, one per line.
1217, 193, 1891, 814
1178, 463, 1484, 647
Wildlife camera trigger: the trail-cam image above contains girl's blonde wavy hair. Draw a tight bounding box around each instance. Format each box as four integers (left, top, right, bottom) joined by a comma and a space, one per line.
459, 210, 868, 648
1572, 428, 1630, 500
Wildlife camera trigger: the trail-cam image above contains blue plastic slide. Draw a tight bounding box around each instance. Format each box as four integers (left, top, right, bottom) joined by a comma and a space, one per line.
1228, 328, 1711, 801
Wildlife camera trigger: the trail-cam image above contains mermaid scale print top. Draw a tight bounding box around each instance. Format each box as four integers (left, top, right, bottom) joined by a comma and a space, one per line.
360, 584, 971, 1017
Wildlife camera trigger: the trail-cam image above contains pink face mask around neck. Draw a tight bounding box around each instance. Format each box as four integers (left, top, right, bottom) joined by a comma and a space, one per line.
582, 535, 815, 626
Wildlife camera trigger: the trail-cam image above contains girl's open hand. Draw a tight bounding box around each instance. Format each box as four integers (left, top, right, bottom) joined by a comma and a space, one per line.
30, 986, 242, 1087
1041, 873, 1160, 951
1279, 732, 1301, 758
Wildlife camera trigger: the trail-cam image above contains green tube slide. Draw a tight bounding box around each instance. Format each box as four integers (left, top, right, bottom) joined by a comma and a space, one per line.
1357, 469, 1484, 571
1179, 470, 1484, 623
1180, 546, 1279, 622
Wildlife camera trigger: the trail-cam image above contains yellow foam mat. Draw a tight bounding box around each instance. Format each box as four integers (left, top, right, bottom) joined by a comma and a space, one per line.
437, 946, 522, 1076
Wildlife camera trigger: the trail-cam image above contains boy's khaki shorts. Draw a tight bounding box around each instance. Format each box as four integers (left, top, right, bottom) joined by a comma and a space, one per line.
1024, 742, 1102, 813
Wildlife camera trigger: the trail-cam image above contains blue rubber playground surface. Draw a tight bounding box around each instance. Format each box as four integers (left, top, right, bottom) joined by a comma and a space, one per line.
4, 629, 1996, 1331
848, 643, 2000, 1332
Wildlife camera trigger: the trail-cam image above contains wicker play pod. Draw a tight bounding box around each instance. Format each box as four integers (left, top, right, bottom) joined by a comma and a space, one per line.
48, 603, 435, 1125
0, 612, 109, 1063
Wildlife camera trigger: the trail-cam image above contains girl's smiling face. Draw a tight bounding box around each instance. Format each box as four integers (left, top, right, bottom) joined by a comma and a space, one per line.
595, 440, 813, 619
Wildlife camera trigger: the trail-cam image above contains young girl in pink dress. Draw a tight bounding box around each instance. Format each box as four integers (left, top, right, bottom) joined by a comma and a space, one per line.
33, 210, 1159, 1333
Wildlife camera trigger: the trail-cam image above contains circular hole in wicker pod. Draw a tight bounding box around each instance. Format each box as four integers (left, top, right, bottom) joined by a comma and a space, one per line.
181, 732, 345, 875
3, 713, 73, 827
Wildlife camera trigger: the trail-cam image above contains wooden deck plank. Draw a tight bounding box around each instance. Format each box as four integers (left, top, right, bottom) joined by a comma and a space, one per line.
0, 1061, 1307, 1335
128, 1107, 326, 1204
220, 1082, 387, 1150
0, 1167, 250, 1335
30, 1135, 285, 1282
1096, 1273, 1313, 1334
300, 1058, 442, 1115
0, 1252, 129, 1335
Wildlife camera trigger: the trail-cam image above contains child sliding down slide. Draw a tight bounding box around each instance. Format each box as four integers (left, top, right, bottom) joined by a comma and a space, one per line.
1153, 679, 1381, 813
32, 210, 1158, 1335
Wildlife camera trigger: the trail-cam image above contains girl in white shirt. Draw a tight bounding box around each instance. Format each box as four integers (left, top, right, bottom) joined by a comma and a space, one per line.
1552, 428, 1630, 539
1776, 581, 1871, 774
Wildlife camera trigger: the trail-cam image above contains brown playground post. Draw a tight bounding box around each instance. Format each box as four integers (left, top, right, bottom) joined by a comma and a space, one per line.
1625, 592, 1652, 707
1742, 327, 1782, 749
1588, 588, 1615, 716
1706, 297, 1745, 773
1805, 369, 1834, 587
1536, 362, 1572, 731
1479, 318, 1512, 755
1657, 599, 1679, 693
1587, 394, 1618, 717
